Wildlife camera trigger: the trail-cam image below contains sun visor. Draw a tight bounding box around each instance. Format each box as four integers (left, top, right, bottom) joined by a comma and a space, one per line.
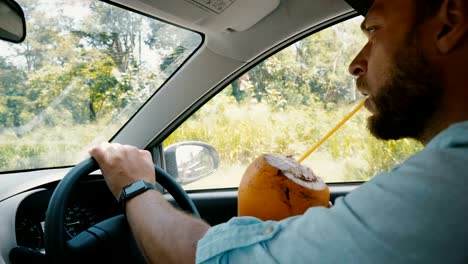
140, 0, 280, 32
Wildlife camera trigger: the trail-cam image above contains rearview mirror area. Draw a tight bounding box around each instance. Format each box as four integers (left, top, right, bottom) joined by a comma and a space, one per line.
0, 0, 26, 43
164, 141, 220, 185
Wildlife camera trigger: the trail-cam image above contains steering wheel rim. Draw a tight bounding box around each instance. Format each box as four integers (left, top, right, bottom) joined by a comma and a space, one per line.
44, 157, 199, 263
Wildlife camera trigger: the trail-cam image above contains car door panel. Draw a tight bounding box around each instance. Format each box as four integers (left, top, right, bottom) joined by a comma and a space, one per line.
167, 184, 359, 226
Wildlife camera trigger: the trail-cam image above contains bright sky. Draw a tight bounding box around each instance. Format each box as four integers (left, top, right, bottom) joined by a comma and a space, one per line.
35, 0, 91, 20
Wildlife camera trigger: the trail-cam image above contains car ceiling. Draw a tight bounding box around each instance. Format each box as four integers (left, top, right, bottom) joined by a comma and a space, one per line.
109, 0, 358, 148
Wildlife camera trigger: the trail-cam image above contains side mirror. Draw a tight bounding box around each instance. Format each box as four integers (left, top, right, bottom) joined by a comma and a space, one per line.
164, 141, 220, 185
0, 0, 26, 43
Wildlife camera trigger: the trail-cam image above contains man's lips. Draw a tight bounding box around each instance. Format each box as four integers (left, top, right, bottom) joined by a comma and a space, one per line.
355, 78, 373, 112
364, 97, 376, 113
364, 98, 371, 110
357, 85, 369, 97
355, 78, 368, 92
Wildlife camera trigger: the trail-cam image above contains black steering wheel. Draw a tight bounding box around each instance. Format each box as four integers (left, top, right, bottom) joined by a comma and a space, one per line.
44, 157, 200, 263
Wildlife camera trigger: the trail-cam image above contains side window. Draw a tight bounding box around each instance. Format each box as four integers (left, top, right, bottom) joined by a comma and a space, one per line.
163, 17, 422, 190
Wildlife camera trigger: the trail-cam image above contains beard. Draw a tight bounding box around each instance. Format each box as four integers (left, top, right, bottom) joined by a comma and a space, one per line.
357, 35, 443, 141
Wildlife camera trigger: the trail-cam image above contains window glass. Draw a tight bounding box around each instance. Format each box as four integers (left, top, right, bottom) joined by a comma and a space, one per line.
164, 17, 423, 190
0, 0, 201, 172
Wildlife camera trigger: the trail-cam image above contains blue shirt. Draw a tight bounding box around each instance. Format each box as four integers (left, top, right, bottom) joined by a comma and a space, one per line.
196, 121, 468, 263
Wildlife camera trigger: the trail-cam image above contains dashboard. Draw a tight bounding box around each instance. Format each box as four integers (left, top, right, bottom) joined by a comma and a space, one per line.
12, 176, 122, 260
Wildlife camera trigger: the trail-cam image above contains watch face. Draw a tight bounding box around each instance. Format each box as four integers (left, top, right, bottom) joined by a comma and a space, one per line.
125, 180, 146, 195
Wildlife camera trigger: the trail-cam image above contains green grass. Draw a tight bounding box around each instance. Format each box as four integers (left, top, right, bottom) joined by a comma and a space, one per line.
166, 94, 423, 190
0, 116, 117, 171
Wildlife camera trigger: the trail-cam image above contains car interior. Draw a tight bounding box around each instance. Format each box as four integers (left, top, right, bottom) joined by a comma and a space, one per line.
0, 0, 422, 263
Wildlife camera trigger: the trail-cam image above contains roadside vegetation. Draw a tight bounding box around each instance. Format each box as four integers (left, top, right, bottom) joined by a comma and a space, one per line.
165, 92, 422, 188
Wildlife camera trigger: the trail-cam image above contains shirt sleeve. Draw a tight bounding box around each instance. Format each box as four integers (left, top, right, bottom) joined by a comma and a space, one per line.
196, 216, 282, 263
195, 199, 396, 264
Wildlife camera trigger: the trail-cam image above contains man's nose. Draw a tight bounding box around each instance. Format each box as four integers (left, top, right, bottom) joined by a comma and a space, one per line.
348, 47, 368, 77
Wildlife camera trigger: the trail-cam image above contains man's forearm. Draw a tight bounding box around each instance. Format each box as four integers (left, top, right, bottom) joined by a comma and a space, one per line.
125, 189, 210, 264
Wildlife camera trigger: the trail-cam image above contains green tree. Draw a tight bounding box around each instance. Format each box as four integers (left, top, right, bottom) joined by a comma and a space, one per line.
146, 20, 201, 76
229, 18, 366, 110
75, 2, 143, 72
296, 20, 365, 104
0, 57, 29, 127
13, 0, 74, 71
0, 57, 26, 96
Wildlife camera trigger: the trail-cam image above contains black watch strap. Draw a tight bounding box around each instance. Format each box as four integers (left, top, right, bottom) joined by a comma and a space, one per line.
119, 180, 156, 211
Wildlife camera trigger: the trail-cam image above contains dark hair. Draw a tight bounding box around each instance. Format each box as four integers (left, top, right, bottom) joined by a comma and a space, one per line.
416, 0, 444, 18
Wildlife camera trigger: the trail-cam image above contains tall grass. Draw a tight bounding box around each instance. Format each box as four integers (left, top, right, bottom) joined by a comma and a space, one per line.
0, 92, 422, 189
0, 116, 117, 171
165, 93, 423, 189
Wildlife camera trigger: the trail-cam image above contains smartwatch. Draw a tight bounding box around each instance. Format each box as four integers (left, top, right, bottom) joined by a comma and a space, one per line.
119, 180, 156, 211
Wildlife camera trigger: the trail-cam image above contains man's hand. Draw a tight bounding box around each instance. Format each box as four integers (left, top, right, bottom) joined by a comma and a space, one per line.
89, 142, 156, 200
89, 142, 209, 264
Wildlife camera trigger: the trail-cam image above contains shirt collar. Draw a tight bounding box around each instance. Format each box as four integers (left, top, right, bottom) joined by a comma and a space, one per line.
426, 121, 468, 149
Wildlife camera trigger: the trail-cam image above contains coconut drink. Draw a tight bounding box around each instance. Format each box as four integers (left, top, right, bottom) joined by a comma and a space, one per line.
237, 100, 367, 220
238, 154, 329, 221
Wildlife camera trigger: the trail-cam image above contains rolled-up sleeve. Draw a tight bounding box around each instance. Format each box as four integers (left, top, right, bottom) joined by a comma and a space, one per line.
196, 216, 282, 263
195, 206, 346, 264
195, 195, 404, 264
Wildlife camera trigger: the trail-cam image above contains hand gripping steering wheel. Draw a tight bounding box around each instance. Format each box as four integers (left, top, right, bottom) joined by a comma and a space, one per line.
44, 157, 200, 263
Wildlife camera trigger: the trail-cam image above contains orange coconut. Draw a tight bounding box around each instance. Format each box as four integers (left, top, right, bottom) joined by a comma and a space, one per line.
238, 154, 329, 221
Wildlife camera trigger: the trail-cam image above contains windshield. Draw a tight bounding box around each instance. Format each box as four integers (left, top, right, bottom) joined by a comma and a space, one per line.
0, 0, 202, 172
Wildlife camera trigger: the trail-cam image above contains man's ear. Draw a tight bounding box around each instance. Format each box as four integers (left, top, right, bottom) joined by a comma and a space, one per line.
434, 0, 468, 54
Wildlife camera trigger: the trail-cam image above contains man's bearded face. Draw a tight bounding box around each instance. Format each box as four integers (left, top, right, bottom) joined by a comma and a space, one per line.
358, 32, 443, 141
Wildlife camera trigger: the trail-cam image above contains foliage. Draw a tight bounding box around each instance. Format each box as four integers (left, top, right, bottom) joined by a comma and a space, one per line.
0, 0, 198, 171
0, 117, 113, 170
236, 19, 367, 108
75, 2, 143, 72
165, 93, 423, 184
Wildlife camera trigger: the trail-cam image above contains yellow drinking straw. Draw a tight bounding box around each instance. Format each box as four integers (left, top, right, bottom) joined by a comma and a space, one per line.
298, 98, 367, 163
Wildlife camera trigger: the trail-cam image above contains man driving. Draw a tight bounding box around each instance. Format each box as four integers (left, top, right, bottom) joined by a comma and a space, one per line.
90, 0, 468, 263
